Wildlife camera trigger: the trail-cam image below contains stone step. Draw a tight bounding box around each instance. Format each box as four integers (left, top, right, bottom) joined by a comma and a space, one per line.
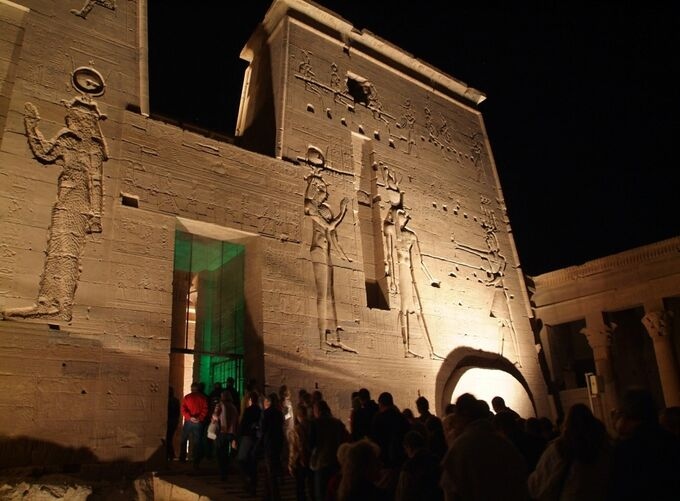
153, 459, 298, 501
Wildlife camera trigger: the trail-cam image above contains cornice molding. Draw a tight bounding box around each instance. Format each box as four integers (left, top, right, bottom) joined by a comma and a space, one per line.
532, 236, 680, 289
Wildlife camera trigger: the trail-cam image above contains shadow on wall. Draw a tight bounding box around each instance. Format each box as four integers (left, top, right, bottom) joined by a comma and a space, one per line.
0, 322, 169, 482
0, 435, 165, 479
435, 347, 536, 417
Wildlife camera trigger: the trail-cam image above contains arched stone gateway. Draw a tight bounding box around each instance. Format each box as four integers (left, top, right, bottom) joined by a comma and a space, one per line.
436, 347, 537, 418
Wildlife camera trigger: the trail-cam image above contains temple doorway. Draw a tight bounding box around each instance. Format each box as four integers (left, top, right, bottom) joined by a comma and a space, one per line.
169, 230, 246, 436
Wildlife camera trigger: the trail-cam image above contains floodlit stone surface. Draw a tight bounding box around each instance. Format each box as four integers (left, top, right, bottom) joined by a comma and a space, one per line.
0, 0, 559, 479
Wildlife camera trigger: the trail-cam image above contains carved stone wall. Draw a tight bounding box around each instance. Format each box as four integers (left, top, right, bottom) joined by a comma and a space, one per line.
0, 0, 552, 472
237, 1, 550, 418
0, 0, 167, 470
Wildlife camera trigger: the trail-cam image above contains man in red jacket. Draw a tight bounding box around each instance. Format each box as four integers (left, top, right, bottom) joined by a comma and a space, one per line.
179, 382, 208, 465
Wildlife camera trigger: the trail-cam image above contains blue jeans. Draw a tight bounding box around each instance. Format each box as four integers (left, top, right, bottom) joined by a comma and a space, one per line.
179, 420, 203, 463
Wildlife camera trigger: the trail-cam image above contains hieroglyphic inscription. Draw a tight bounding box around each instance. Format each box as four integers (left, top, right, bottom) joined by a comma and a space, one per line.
293, 50, 487, 172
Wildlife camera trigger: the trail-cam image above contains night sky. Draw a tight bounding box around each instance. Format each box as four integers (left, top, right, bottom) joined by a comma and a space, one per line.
148, 1, 680, 276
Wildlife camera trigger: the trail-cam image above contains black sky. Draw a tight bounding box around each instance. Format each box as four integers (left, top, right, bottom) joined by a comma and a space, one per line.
148, 1, 680, 276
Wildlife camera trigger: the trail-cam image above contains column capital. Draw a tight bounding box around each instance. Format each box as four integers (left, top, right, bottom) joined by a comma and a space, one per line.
581, 323, 615, 351
642, 310, 672, 341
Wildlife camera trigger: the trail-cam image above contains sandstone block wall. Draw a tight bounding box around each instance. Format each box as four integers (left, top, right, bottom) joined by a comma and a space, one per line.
0, 0, 552, 470
0, 0, 170, 468
237, 1, 550, 419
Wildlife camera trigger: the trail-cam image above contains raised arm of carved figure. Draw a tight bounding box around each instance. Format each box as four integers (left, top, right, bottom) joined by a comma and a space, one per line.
383, 223, 394, 273
24, 103, 64, 163
329, 198, 351, 261
305, 198, 351, 261
411, 229, 440, 287
451, 233, 489, 260
328, 197, 348, 228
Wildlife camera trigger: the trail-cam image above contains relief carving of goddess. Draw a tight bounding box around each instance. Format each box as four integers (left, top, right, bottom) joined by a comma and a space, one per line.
2, 67, 108, 321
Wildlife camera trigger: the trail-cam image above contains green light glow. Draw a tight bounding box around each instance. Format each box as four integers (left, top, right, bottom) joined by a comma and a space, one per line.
174, 230, 245, 394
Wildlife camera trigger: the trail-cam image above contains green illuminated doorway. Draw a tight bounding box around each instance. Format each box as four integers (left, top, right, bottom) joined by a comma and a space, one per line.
169, 230, 245, 405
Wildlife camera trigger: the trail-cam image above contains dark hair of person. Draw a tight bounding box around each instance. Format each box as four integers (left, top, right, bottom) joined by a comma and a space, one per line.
557, 403, 607, 463
378, 392, 394, 407
416, 396, 429, 412
337, 439, 381, 501
494, 410, 520, 434
315, 399, 332, 417
456, 393, 477, 409
491, 396, 506, 407
267, 392, 280, 408
477, 399, 491, 417
295, 402, 308, 422
279, 384, 290, 399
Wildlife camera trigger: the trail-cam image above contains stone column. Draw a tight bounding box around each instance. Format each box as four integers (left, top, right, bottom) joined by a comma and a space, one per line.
642, 310, 680, 407
581, 319, 617, 431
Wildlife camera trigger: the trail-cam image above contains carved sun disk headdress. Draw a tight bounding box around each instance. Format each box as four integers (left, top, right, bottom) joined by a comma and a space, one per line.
63, 66, 107, 119
305, 145, 325, 167
72, 66, 106, 97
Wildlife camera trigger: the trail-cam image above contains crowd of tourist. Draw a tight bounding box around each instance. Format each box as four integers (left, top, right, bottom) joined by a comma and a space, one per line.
167, 380, 680, 500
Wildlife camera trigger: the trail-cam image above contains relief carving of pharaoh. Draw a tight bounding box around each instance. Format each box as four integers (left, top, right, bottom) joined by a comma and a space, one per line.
303, 147, 356, 353
2, 67, 108, 322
